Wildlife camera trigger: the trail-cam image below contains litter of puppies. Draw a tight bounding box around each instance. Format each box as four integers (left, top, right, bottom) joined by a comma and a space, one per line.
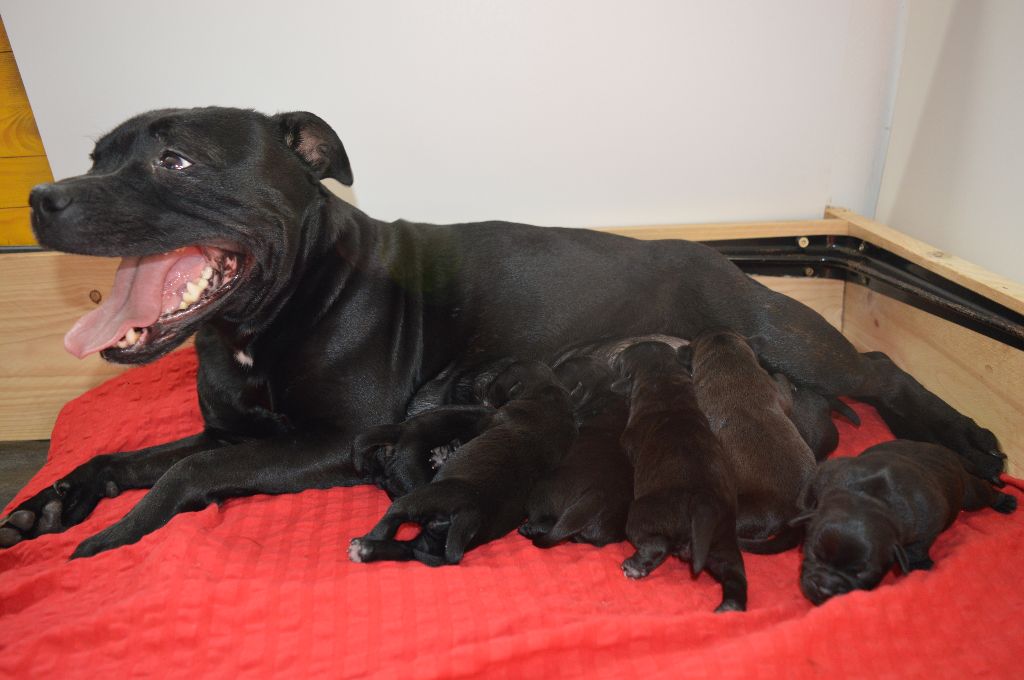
349, 335, 1016, 611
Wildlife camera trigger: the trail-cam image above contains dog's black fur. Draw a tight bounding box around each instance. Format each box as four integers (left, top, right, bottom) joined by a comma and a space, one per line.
797, 440, 1017, 605
686, 329, 817, 555
519, 357, 632, 548
348, 361, 575, 566
773, 374, 859, 461
0, 106, 1006, 558
615, 342, 746, 613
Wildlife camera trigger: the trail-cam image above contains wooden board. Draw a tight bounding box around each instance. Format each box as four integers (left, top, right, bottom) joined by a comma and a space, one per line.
0, 207, 34, 245
0, 252, 127, 440
842, 283, 1023, 477
0, 156, 50, 208
826, 206, 1024, 316
601, 219, 848, 242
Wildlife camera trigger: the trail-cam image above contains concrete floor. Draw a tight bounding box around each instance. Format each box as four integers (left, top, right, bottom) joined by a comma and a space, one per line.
0, 440, 49, 508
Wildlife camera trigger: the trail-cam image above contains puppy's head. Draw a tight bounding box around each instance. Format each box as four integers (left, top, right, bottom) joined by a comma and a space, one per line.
484, 360, 560, 408
30, 107, 353, 364
611, 341, 679, 392
798, 501, 903, 605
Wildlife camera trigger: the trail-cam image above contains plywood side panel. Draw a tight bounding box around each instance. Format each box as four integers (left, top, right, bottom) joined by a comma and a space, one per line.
601, 219, 847, 241
753, 276, 844, 331
842, 283, 1023, 477
0, 252, 127, 440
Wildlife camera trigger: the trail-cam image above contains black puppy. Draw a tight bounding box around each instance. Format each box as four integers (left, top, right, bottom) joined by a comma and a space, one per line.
3, 106, 1004, 558
349, 361, 576, 566
615, 342, 746, 613
772, 374, 860, 461
518, 357, 632, 548
687, 329, 817, 553
797, 439, 1017, 605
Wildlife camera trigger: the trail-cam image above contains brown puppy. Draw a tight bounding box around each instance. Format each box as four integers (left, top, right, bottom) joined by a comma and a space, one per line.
349, 360, 576, 566
519, 357, 633, 548
797, 439, 1016, 605
686, 329, 815, 552
772, 374, 860, 461
614, 341, 746, 613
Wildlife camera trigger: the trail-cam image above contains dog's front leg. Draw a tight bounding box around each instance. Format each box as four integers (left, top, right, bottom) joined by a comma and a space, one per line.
0, 432, 225, 548
68, 430, 368, 559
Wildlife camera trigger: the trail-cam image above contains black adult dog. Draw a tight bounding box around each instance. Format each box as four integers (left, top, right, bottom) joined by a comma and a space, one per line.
349, 361, 575, 565
0, 106, 1005, 558
797, 440, 1017, 605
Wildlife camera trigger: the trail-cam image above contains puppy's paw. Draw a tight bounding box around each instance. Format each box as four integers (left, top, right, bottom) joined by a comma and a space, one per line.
714, 599, 746, 614
0, 472, 116, 548
348, 538, 371, 563
993, 492, 1017, 514
621, 557, 649, 580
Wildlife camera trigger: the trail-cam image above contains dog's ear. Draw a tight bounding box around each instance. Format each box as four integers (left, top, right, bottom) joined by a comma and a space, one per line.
273, 111, 354, 185
677, 344, 694, 372
608, 377, 630, 396
445, 512, 482, 564
787, 511, 815, 527
795, 479, 817, 514
892, 544, 911, 574
689, 503, 717, 576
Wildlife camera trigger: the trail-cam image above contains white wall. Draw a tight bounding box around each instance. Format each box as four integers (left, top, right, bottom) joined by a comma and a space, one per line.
875, 0, 1022, 283
2, 1, 902, 228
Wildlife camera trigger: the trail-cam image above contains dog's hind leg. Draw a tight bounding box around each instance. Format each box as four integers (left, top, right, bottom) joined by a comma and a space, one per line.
704, 538, 747, 613
66, 432, 368, 559
622, 537, 669, 579
743, 289, 1005, 482
0, 432, 224, 549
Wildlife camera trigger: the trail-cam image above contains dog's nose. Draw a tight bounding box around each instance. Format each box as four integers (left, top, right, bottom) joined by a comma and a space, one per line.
29, 183, 74, 216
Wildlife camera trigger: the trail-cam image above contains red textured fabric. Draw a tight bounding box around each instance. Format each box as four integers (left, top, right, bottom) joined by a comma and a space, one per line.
1, 348, 1021, 678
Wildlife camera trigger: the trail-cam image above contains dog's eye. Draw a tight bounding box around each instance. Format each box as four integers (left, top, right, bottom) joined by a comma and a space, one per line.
155, 151, 193, 171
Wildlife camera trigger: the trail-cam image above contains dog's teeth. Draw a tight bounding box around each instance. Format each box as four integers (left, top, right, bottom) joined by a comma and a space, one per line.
116, 339, 129, 349
186, 281, 202, 298
201, 266, 213, 281
178, 301, 189, 310
195, 277, 209, 292
182, 289, 198, 305
125, 328, 139, 345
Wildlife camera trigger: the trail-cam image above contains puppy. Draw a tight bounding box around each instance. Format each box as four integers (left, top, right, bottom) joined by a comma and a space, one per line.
349, 360, 576, 566
615, 341, 746, 613
798, 439, 1017, 605
519, 356, 633, 548
686, 329, 816, 552
772, 374, 860, 461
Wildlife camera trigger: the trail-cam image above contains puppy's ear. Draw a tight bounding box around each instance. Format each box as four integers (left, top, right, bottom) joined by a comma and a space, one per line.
892, 544, 911, 574
608, 377, 630, 396
677, 344, 694, 372
689, 503, 717, 576
273, 111, 354, 185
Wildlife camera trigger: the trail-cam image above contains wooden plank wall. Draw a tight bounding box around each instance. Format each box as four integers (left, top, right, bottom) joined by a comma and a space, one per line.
0, 15, 50, 245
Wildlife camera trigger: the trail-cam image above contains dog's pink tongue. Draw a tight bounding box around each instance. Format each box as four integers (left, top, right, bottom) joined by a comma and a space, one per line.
64, 251, 196, 358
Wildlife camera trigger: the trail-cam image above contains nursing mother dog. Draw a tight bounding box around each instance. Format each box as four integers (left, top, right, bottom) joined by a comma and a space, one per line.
0, 106, 1005, 558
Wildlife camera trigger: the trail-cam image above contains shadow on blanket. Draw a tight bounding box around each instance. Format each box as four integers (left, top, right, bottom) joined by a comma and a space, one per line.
1, 348, 1021, 678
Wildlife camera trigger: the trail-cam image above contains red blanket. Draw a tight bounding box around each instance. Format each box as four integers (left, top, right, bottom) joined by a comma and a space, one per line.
2, 348, 1021, 678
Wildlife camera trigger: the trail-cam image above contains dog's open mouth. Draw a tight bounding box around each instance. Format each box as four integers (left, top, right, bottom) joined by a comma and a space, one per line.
65, 245, 245, 359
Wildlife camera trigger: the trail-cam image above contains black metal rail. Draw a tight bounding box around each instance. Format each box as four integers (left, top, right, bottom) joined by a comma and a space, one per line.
703, 235, 1024, 351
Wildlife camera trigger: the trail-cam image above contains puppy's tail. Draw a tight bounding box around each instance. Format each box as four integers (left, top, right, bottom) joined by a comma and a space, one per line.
738, 523, 804, 555
829, 398, 860, 426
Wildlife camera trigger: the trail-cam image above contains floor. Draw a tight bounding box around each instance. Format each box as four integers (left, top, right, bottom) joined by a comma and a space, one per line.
0, 440, 49, 508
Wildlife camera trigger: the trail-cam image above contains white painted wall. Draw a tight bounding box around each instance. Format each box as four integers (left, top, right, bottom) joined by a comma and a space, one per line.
876, 0, 1022, 283
2, 1, 902, 228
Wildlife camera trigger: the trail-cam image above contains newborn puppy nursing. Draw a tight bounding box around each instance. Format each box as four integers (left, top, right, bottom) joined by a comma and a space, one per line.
615, 341, 746, 613
798, 440, 1017, 605
350, 361, 575, 566
687, 329, 816, 551
519, 357, 633, 548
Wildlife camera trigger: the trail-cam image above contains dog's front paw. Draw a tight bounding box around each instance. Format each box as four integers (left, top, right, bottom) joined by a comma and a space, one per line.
0, 465, 119, 549
621, 556, 650, 579
348, 538, 372, 563
714, 599, 746, 614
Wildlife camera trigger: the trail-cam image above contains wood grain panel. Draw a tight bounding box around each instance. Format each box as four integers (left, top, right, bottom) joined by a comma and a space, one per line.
0, 252, 128, 440
0, 207, 34, 245
0, 101, 46, 157
754, 276, 845, 331
826, 206, 1024, 316
0, 155, 51, 208
601, 219, 847, 241
842, 283, 1023, 477
0, 16, 10, 52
